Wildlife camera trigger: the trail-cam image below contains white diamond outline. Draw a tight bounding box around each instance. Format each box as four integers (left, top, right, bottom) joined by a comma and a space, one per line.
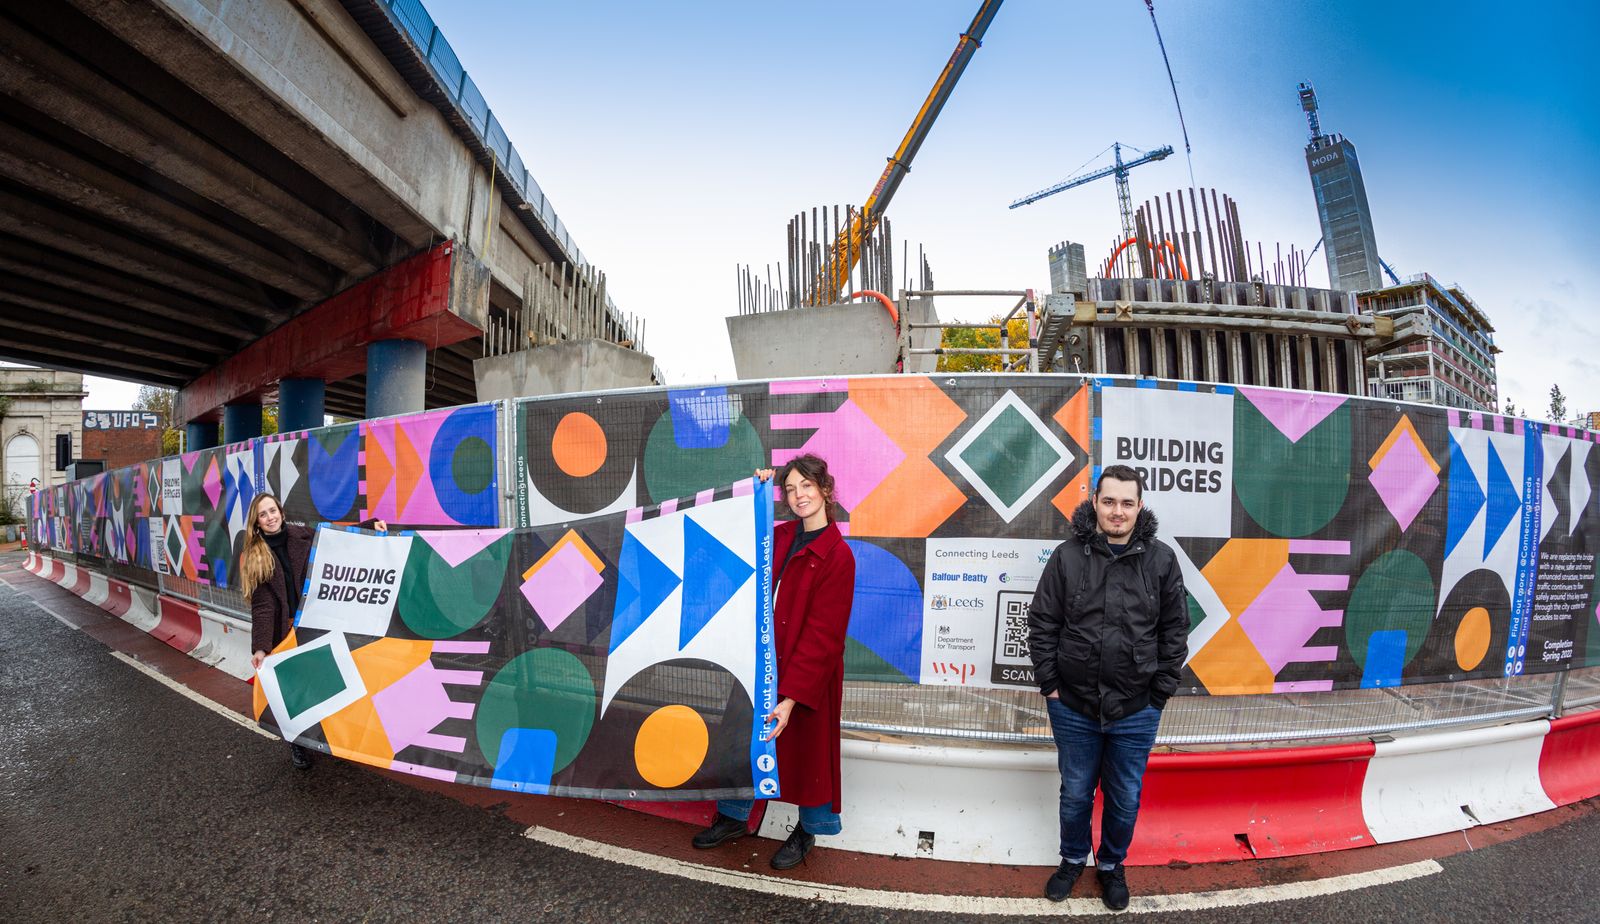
258, 630, 368, 743
943, 390, 1072, 523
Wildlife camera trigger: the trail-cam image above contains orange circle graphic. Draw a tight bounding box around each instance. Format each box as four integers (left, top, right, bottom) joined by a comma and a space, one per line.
634, 704, 709, 789
1455, 606, 1491, 671
551, 412, 606, 478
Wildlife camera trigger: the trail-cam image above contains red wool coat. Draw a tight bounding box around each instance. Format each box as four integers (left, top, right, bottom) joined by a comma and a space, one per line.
771, 519, 856, 812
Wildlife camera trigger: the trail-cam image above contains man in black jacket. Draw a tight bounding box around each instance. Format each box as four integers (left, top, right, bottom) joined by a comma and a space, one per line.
1027, 464, 1188, 911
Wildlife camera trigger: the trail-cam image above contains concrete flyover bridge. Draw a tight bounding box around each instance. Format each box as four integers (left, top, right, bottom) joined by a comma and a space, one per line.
0, 0, 644, 436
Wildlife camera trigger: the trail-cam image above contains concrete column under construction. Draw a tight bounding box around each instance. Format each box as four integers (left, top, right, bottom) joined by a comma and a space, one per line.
184, 421, 218, 452
366, 339, 425, 419
222, 402, 263, 443
278, 378, 325, 433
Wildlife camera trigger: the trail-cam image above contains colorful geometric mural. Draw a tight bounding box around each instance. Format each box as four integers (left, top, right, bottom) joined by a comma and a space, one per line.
29, 379, 1600, 699
30, 405, 501, 593
516, 377, 1097, 685
516, 377, 1598, 692
252, 484, 778, 800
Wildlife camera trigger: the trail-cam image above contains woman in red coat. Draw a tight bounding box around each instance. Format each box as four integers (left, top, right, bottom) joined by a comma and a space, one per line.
692, 453, 856, 870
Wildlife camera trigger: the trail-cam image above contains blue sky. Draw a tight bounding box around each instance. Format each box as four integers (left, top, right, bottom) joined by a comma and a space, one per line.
84, 0, 1600, 417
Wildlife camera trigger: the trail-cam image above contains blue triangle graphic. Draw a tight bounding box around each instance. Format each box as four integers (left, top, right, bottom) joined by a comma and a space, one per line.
1444, 434, 1484, 559
1484, 441, 1521, 557
609, 531, 681, 653
680, 516, 753, 649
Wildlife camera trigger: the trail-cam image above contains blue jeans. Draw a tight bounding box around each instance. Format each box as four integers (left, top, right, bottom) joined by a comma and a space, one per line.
1046, 698, 1161, 868
717, 799, 842, 836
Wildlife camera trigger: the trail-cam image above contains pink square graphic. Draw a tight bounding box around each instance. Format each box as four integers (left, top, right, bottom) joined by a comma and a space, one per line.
520, 543, 604, 631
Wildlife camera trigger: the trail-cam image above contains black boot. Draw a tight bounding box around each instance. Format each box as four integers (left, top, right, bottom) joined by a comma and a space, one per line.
691, 813, 747, 849
1045, 860, 1085, 901
1098, 865, 1130, 911
769, 826, 814, 870
289, 743, 313, 771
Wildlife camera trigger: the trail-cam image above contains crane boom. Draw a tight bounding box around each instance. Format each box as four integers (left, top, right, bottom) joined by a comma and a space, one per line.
1008, 144, 1174, 209
810, 0, 1004, 306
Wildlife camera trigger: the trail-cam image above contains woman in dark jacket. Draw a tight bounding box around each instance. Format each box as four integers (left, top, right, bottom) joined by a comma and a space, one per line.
240, 492, 383, 770
691, 454, 856, 870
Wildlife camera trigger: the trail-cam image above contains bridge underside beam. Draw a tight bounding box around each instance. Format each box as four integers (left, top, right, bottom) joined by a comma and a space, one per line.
174, 242, 488, 424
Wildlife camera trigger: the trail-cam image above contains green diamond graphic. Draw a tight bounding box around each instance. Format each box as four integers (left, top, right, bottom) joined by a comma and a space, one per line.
956, 405, 1063, 508
275, 644, 347, 720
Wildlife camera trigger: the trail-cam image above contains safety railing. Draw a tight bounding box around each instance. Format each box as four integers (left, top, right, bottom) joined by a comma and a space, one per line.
368, 0, 634, 339
841, 669, 1600, 748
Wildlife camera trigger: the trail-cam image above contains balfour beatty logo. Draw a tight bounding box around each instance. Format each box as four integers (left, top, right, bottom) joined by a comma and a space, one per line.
929, 662, 976, 683
929, 571, 988, 584
930, 595, 984, 610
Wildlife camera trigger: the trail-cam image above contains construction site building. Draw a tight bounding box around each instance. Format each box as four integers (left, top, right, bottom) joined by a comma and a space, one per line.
1359, 274, 1498, 410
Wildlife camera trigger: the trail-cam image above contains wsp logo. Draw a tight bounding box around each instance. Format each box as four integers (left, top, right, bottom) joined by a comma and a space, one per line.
929, 661, 976, 684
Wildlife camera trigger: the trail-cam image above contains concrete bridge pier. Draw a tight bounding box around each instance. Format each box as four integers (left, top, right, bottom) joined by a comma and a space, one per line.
184, 421, 218, 452
366, 339, 426, 419
277, 378, 325, 433
222, 403, 262, 443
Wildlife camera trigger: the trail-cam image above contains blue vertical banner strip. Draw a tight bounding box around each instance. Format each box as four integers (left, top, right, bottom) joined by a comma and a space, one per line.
253, 439, 265, 512
1090, 379, 1105, 489
750, 476, 780, 798
1506, 423, 1545, 676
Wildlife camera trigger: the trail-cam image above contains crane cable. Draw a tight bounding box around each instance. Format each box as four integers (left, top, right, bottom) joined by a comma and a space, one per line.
1143, 0, 1196, 189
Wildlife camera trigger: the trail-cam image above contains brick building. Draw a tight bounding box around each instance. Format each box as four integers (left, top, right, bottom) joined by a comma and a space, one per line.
81, 409, 165, 470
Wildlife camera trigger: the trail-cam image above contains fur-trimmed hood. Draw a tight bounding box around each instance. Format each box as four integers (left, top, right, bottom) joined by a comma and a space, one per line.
1068, 499, 1160, 545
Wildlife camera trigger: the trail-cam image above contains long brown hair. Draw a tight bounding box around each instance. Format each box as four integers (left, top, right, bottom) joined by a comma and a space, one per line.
778, 453, 838, 522
238, 492, 286, 598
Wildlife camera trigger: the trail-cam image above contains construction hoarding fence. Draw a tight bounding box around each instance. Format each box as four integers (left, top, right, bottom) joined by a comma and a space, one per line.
25, 376, 1600, 745
513, 376, 1600, 693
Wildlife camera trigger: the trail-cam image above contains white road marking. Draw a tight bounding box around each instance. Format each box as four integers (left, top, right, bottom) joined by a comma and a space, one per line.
522, 825, 1441, 915
109, 651, 278, 740
1, 575, 82, 630
2, 569, 1449, 909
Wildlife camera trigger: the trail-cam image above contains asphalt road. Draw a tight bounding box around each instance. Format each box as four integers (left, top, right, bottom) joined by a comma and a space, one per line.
4, 557, 1599, 923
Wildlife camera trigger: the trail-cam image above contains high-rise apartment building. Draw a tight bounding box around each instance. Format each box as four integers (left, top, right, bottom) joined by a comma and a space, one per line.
1300, 84, 1384, 293
1360, 275, 1498, 411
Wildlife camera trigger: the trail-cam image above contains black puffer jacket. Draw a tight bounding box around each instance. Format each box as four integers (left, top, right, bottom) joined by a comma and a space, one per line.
1026, 500, 1188, 722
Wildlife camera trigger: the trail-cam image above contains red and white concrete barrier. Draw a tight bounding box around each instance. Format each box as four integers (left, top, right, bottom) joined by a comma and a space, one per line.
1361, 722, 1556, 844
191, 606, 253, 680
20, 553, 1600, 866
20, 554, 251, 680
814, 710, 1598, 866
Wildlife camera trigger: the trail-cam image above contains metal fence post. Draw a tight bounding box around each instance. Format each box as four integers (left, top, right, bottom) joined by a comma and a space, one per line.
1550, 671, 1570, 719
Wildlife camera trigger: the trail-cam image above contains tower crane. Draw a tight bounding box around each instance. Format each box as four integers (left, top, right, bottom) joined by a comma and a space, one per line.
1009, 143, 1173, 277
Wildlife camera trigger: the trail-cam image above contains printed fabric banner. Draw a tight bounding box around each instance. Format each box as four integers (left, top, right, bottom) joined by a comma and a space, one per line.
252, 479, 779, 802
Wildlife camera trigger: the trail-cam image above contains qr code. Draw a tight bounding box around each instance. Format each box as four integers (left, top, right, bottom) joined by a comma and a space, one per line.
1001, 596, 1030, 660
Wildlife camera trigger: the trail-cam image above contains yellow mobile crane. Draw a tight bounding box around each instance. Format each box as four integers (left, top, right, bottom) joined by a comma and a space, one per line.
806, 0, 1003, 308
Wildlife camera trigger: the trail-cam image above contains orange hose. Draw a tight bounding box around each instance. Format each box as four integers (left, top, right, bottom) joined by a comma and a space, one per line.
1101, 238, 1190, 281
848, 289, 900, 325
